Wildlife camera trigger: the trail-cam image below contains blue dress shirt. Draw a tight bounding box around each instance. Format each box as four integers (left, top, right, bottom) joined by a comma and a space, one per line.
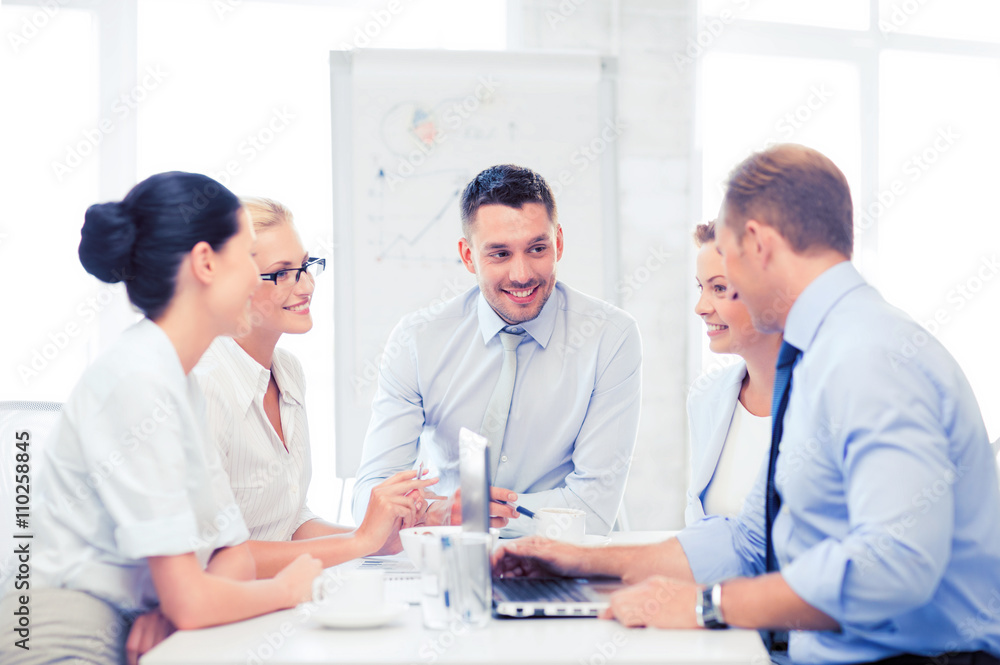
352, 283, 642, 536
677, 261, 1000, 663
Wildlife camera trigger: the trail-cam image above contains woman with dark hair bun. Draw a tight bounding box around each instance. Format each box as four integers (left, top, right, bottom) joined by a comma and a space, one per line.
0, 172, 322, 665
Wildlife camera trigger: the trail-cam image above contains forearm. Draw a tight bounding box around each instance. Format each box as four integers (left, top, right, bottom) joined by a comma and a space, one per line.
585, 538, 695, 583
149, 554, 297, 630
720, 573, 839, 631
292, 519, 353, 540
184, 576, 296, 629
248, 533, 369, 579
206, 544, 256, 581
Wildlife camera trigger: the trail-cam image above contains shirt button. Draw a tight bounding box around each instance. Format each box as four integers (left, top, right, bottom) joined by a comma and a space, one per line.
500, 455, 508, 463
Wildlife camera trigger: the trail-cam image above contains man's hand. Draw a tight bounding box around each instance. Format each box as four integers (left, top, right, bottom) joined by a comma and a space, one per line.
424, 486, 520, 528
491, 536, 592, 578
355, 470, 441, 554
126, 608, 175, 665
599, 576, 700, 629
488, 486, 519, 528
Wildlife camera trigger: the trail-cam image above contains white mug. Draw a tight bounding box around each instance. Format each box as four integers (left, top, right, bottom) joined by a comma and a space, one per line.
534, 507, 586, 543
312, 568, 385, 613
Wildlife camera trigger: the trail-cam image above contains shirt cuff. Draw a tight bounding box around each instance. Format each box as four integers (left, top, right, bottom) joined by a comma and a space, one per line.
115, 511, 200, 560
675, 517, 749, 585
780, 539, 848, 622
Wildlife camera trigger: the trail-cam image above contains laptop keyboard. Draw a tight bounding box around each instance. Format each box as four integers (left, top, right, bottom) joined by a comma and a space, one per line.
493, 577, 590, 603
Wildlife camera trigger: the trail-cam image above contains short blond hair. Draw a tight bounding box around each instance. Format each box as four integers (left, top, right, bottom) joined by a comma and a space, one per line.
240, 196, 293, 232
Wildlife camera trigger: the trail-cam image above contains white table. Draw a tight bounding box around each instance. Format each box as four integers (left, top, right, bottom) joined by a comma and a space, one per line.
143, 532, 769, 665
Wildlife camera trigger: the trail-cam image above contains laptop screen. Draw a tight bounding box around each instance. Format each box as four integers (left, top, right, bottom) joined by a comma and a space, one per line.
458, 427, 490, 532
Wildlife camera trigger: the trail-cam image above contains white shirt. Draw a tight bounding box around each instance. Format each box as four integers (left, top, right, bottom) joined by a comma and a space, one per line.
23, 319, 248, 615
194, 337, 317, 541
352, 283, 642, 537
701, 400, 771, 519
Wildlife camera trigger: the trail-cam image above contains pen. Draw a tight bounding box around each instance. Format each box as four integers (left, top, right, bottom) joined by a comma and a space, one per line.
497, 500, 534, 519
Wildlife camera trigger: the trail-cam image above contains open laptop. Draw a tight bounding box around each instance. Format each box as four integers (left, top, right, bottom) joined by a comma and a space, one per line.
456, 428, 626, 618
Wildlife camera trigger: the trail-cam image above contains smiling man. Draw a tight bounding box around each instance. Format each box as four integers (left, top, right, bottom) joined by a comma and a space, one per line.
492, 146, 1000, 665
352, 164, 642, 536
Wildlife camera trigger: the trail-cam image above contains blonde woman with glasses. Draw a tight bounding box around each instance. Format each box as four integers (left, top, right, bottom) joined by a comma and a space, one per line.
193, 198, 437, 580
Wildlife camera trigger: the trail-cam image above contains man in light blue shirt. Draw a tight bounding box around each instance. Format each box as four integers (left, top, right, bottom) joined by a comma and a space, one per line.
494, 146, 1000, 663
352, 164, 642, 536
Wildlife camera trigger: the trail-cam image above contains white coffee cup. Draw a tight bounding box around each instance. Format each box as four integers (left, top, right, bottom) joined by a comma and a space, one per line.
534, 507, 586, 543
313, 568, 385, 613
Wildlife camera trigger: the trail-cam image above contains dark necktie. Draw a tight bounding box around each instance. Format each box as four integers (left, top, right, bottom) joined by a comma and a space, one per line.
765, 340, 802, 573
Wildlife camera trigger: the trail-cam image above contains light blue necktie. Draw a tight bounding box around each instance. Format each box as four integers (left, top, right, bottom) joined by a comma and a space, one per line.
481, 330, 523, 476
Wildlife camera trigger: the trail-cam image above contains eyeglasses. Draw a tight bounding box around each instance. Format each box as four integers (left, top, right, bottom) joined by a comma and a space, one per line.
260, 257, 326, 285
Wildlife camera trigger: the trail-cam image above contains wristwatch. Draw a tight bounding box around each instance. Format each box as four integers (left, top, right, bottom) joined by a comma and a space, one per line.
695, 583, 728, 629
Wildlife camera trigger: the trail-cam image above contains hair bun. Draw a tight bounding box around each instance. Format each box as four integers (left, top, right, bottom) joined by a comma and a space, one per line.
79, 201, 137, 284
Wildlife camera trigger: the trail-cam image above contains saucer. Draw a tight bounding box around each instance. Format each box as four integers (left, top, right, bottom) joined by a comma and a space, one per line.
313, 603, 408, 629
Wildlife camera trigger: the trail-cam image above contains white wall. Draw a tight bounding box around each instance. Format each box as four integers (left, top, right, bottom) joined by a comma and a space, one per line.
513, 0, 697, 529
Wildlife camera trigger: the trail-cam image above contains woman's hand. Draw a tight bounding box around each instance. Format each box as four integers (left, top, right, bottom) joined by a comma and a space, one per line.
274, 553, 323, 607
355, 470, 442, 555
125, 608, 175, 665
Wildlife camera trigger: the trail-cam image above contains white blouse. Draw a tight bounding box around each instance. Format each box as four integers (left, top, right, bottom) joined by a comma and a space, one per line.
27, 319, 248, 615
701, 400, 772, 519
194, 337, 317, 542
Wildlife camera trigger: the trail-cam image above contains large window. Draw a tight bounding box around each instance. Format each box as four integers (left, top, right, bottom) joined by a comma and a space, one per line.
0, 6, 103, 402
697, 0, 1000, 440
135, 0, 506, 519
2, 0, 507, 522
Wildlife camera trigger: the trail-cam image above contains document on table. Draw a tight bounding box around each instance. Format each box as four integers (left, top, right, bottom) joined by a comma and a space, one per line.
358, 554, 422, 604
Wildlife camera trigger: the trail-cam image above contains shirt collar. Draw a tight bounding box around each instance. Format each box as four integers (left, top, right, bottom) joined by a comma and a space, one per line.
783, 261, 866, 353
211, 337, 303, 411
270, 350, 304, 406
476, 284, 559, 348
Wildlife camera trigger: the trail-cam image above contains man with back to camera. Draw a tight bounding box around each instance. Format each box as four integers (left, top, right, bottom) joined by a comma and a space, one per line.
352, 164, 642, 536
493, 145, 1000, 664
